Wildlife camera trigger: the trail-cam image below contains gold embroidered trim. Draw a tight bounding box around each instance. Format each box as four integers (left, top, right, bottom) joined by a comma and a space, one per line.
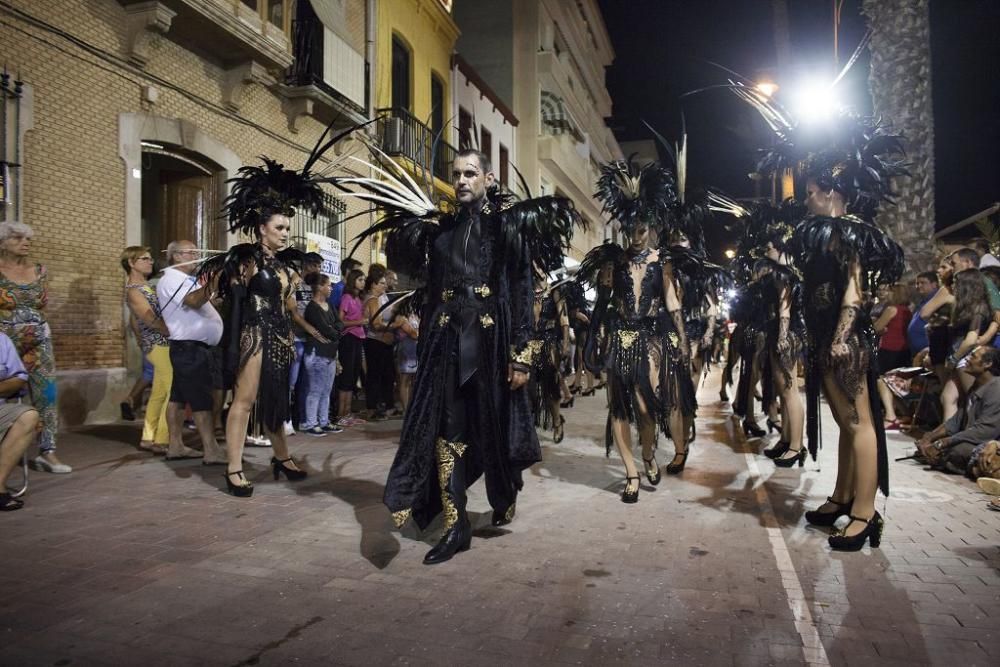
511, 340, 543, 365
474, 285, 491, 298
435, 438, 457, 529
504, 503, 516, 522
391, 509, 412, 528
438, 312, 451, 327
434, 438, 466, 530
480, 313, 495, 328
441, 289, 454, 302
618, 330, 639, 349
667, 332, 680, 347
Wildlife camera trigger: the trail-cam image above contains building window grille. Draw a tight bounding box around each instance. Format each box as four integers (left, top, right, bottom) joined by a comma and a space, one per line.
292, 191, 347, 248
0, 70, 25, 222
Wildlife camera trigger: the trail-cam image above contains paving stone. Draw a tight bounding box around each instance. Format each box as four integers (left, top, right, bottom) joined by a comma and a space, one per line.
5, 373, 1000, 664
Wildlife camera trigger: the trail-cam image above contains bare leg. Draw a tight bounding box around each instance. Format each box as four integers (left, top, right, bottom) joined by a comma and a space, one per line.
166, 402, 202, 458
876, 378, 897, 422
934, 366, 958, 421
822, 372, 878, 537
127, 377, 151, 410
225, 352, 263, 483
193, 411, 225, 463
772, 356, 803, 458
0, 410, 39, 487
399, 374, 413, 412
338, 390, 352, 421
611, 415, 639, 494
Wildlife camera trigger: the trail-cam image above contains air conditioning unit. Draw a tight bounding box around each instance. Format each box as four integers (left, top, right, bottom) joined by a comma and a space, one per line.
382, 117, 405, 155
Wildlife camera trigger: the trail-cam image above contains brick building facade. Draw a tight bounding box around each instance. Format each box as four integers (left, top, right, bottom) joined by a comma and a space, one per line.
1, 0, 373, 426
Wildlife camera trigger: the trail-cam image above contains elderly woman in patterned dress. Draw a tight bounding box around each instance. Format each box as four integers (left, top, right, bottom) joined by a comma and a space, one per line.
0, 221, 66, 473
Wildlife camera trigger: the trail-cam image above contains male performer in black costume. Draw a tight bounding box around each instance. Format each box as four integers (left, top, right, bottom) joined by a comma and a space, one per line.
381, 150, 563, 564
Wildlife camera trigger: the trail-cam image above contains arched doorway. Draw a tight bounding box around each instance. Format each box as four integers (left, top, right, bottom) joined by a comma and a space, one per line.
139, 143, 226, 265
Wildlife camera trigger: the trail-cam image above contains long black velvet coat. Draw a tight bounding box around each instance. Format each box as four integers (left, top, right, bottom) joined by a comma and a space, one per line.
383, 202, 541, 529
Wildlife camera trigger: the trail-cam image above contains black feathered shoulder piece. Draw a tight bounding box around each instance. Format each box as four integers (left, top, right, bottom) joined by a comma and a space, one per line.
791, 214, 904, 290
196, 243, 259, 302
595, 156, 677, 234
498, 192, 582, 274
577, 241, 627, 288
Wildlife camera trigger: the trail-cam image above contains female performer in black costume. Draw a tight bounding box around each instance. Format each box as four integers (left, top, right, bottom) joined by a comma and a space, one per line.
727, 83, 906, 549
200, 142, 344, 496
580, 157, 694, 503
563, 280, 596, 397
531, 275, 570, 443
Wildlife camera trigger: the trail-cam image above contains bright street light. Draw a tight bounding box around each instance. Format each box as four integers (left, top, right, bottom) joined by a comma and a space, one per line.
755, 81, 779, 99
792, 82, 840, 123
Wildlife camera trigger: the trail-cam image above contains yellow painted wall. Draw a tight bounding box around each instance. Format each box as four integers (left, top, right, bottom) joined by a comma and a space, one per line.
376, 0, 458, 196
376, 0, 458, 125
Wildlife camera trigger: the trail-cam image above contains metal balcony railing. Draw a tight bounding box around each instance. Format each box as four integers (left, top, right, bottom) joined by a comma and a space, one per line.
375, 107, 456, 183
286, 7, 367, 119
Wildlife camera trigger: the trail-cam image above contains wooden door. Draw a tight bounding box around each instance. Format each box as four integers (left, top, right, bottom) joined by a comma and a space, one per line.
158, 171, 221, 253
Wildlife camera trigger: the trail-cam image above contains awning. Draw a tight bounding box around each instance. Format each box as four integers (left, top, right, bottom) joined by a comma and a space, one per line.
540, 90, 583, 141
309, 0, 355, 46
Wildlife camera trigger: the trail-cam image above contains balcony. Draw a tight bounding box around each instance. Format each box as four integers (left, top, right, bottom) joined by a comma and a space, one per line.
118, 0, 293, 71
280, 3, 368, 132
375, 107, 456, 184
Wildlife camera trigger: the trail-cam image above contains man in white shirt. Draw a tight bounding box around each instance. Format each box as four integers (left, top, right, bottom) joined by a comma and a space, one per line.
156, 240, 226, 463
974, 239, 1000, 268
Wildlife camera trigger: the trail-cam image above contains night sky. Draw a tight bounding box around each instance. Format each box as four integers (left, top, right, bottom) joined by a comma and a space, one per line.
598, 0, 1000, 249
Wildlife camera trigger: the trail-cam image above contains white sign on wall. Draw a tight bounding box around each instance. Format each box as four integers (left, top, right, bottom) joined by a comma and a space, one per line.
305, 232, 342, 282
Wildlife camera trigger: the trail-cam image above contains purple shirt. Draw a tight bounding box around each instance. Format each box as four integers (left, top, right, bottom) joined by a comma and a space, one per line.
0, 332, 28, 403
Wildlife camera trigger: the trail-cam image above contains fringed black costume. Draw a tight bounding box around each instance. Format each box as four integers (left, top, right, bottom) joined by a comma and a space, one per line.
794, 214, 904, 493
209, 244, 304, 433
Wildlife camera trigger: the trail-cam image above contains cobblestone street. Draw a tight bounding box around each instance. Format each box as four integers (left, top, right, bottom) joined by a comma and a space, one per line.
2, 372, 999, 666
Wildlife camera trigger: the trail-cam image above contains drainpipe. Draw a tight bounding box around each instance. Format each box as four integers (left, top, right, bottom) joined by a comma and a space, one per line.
366, 0, 377, 264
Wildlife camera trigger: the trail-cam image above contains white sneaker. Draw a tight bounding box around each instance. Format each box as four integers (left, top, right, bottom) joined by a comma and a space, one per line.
283, 421, 296, 436
33, 456, 72, 474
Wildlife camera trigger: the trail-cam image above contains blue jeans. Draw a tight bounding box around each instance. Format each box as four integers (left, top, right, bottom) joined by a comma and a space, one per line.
288, 339, 305, 421
300, 351, 336, 429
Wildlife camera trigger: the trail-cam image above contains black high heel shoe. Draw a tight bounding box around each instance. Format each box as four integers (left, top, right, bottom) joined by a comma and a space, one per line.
224, 470, 253, 497
719, 388, 729, 402
553, 415, 566, 444
642, 456, 661, 486
560, 397, 575, 409
581, 388, 596, 397
805, 496, 854, 527
570, 385, 580, 395
763, 440, 791, 459
272, 457, 307, 481
773, 447, 806, 468
742, 420, 766, 438
828, 512, 883, 551
621, 476, 640, 503
665, 450, 688, 475
766, 418, 782, 434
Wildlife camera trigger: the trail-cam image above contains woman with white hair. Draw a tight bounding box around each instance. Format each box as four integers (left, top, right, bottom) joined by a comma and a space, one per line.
0, 221, 67, 473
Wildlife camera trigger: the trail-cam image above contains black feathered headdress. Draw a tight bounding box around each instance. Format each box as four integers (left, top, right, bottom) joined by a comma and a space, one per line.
221, 119, 372, 236
724, 83, 907, 219
594, 155, 677, 234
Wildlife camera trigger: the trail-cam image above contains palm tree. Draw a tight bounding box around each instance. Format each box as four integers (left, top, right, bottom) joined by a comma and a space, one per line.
862, 0, 936, 273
